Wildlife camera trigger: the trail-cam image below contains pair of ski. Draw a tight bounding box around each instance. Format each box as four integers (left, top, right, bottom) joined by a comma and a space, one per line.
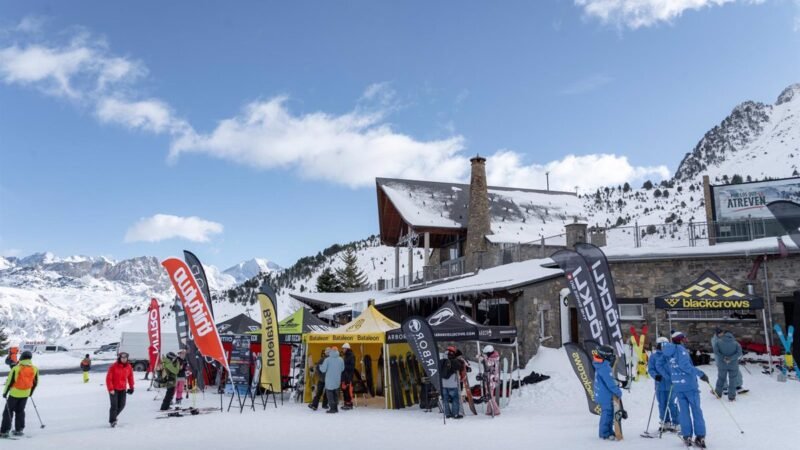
774, 324, 800, 379
630, 326, 649, 381
155, 406, 218, 419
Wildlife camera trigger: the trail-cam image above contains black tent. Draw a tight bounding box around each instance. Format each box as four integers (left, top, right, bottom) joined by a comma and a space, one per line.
216, 314, 261, 335
654, 270, 764, 310
385, 300, 517, 343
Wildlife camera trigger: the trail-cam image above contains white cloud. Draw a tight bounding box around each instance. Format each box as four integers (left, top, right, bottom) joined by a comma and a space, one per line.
96, 97, 189, 134
16, 16, 46, 33
170, 96, 468, 188
560, 74, 614, 95
575, 0, 765, 29
124, 214, 223, 243
486, 151, 670, 192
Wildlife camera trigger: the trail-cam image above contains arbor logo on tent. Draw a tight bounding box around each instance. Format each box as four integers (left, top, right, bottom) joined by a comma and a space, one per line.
173, 267, 214, 336
428, 308, 454, 326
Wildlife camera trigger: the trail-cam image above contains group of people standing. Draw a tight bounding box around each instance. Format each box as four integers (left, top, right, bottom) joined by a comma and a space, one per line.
308, 343, 355, 413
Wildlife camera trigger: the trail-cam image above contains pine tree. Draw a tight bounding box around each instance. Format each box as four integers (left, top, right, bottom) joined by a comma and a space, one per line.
335, 247, 368, 291
0, 328, 8, 357
316, 267, 343, 292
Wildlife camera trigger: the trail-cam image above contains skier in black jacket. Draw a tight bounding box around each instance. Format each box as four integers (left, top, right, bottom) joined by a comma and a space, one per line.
341, 343, 356, 410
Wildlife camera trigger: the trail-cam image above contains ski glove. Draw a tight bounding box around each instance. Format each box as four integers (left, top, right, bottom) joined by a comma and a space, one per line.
654, 375, 662, 382
700, 374, 709, 383
127, 388, 134, 395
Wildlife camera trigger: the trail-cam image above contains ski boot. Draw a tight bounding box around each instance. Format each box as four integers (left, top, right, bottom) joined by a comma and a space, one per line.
682, 436, 693, 447
308, 404, 318, 411
110, 421, 118, 428
0, 432, 9, 439
694, 436, 706, 448
603, 436, 617, 441
12, 431, 23, 436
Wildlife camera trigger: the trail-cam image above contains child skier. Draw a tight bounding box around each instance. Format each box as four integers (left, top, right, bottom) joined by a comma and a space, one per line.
662, 331, 709, 448
592, 345, 622, 441
648, 337, 679, 431
80, 354, 91, 383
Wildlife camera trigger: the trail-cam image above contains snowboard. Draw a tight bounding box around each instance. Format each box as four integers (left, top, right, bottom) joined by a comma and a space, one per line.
389, 356, 404, 409
376, 351, 384, 397
405, 353, 418, 405
500, 357, 509, 406
460, 362, 478, 415
363, 354, 375, 397
612, 396, 626, 440
398, 357, 413, 406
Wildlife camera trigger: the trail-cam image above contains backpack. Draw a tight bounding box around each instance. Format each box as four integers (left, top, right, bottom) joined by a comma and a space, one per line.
14, 365, 36, 390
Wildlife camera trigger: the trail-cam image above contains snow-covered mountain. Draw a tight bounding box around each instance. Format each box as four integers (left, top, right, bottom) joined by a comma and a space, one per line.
223, 258, 282, 284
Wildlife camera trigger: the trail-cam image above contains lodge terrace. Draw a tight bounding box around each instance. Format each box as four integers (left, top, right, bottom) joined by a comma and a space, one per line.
291, 159, 800, 364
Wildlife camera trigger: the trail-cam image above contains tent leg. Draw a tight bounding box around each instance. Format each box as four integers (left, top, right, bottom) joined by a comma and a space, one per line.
384, 344, 389, 409
761, 309, 773, 374
515, 340, 521, 397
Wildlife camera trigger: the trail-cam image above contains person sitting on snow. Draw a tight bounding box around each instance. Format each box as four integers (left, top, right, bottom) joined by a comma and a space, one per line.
662, 331, 709, 448
592, 345, 622, 441
648, 337, 679, 432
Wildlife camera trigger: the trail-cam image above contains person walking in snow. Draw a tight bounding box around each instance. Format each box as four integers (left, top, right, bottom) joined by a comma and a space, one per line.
106, 351, 134, 427
592, 345, 622, 441
440, 346, 465, 419
308, 348, 330, 411
712, 329, 743, 401
1, 351, 38, 438
80, 354, 91, 383
648, 337, 679, 431
479, 344, 501, 416
159, 352, 181, 411
662, 331, 709, 448
319, 346, 344, 414
340, 343, 356, 410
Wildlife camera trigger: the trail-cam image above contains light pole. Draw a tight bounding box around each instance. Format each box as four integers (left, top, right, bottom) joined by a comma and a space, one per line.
546, 172, 550, 191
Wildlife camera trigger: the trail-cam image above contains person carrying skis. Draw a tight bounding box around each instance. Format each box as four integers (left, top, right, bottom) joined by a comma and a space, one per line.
319, 346, 344, 414
478, 344, 501, 416
592, 345, 622, 441
159, 352, 181, 411
80, 354, 92, 383
662, 331, 709, 448
1, 351, 38, 438
440, 346, 465, 419
340, 343, 356, 410
648, 337, 679, 431
105, 351, 134, 427
712, 329, 743, 401
308, 348, 329, 411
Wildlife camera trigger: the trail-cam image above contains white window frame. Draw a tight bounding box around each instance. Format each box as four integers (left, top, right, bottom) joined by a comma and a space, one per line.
619, 304, 645, 320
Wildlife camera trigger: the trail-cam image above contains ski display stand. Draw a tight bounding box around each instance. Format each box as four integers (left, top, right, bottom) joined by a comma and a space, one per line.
257, 382, 279, 409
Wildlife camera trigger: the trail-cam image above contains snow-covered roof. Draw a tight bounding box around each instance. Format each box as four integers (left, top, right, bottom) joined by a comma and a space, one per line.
602, 235, 798, 262
288, 290, 390, 309
377, 178, 585, 243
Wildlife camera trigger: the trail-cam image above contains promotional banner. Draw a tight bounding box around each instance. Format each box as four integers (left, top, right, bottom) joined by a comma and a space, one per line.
183, 250, 215, 319
575, 243, 629, 386
654, 271, 764, 310
402, 316, 442, 394
258, 284, 281, 391
564, 342, 600, 415
162, 257, 229, 371
172, 297, 189, 350
147, 298, 161, 374
767, 200, 800, 249
551, 250, 607, 348
714, 178, 800, 220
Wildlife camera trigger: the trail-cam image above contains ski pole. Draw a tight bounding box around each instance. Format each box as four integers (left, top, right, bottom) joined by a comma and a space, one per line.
642, 388, 657, 435
705, 380, 744, 434
30, 397, 45, 429
658, 385, 674, 439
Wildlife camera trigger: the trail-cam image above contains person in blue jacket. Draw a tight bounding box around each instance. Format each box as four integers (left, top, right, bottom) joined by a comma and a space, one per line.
318, 346, 345, 414
648, 336, 679, 431
662, 331, 709, 448
592, 345, 622, 441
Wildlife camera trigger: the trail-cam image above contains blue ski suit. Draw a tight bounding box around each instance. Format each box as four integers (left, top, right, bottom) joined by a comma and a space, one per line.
593, 358, 622, 439
662, 343, 706, 439
647, 349, 679, 424
713, 332, 742, 400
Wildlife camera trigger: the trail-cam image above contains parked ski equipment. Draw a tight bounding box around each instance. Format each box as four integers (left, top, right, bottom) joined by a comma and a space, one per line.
774, 324, 800, 378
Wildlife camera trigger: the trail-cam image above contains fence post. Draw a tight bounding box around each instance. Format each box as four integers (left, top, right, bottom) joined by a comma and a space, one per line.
634, 221, 640, 248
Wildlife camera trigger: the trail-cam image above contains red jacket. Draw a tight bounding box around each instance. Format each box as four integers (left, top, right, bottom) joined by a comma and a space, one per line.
106, 362, 134, 392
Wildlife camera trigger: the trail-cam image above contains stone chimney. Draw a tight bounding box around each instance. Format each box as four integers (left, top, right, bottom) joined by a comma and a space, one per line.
465, 155, 492, 272
565, 221, 587, 250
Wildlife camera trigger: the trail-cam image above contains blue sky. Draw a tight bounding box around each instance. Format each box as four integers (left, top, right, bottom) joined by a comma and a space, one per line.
1, 0, 798, 269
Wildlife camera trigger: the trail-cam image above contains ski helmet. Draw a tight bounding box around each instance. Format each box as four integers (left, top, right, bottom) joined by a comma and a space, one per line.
166, 351, 177, 360
656, 336, 669, 350
671, 331, 686, 344
342, 343, 351, 349
482, 344, 494, 354
20, 351, 32, 360
595, 345, 615, 362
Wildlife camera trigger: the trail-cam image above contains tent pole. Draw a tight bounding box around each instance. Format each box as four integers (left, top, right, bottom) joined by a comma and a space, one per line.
761, 309, 772, 374
515, 339, 521, 397
762, 258, 775, 371
384, 343, 389, 409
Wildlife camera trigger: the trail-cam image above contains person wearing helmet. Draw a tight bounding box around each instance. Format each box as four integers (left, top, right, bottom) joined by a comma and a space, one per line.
80, 354, 92, 383
592, 345, 622, 440
1, 351, 38, 437
662, 332, 709, 448
479, 344, 500, 416
105, 351, 134, 427
159, 351, 182, 411
340, 343, 356, 410
648, 337, 679, 432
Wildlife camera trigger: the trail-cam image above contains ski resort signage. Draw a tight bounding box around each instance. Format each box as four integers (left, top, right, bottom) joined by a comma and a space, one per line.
147, 298, 161, 374
654, 270, 763, 310
711, 176, 800, 220
402, 316, 442, 396
183, 250, 215, 318
162, 257, 229, 371
258, 285, 281, 392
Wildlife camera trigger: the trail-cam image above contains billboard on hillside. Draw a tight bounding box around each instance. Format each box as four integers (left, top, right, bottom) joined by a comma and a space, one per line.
712, 177, 800, 221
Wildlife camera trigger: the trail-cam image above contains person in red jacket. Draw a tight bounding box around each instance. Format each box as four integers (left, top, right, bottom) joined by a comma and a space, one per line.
105, 352, 134, 427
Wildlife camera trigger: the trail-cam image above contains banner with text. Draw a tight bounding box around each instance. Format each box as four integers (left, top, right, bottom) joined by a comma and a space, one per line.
258, 285, 281, 392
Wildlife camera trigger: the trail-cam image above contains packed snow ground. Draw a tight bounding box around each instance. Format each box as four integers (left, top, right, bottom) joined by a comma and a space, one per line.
11, 348, 798, 450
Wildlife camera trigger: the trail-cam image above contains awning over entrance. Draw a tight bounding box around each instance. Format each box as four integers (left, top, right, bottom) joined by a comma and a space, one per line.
385, 300, 517, 343
654, 270, 764, 310
305, 304, 400, 344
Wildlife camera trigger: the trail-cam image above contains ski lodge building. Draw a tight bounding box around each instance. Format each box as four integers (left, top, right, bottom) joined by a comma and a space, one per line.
291, 157, 800, 364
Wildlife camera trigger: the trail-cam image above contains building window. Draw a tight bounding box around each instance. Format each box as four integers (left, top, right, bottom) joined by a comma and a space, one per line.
619, 304, 644, 320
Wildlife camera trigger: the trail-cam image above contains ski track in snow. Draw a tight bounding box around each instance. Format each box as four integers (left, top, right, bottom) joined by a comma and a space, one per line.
13, 348, 798, 449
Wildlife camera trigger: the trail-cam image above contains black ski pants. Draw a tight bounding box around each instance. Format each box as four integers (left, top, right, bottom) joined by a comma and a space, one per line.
109, 390, 127, 424
310, 381, 328, 408
160, 387, 175, 411
1, 396, 27, 433
325, 389, 339, 412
